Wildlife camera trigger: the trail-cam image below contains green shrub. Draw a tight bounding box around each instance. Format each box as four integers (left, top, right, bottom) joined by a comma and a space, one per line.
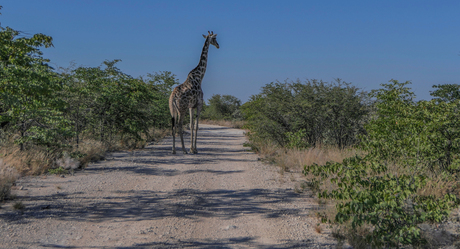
201, 94, 242, 121
241, 79, 369, 149
285, 129, 308, 149
48, 166, 68, 175
304, 80, 460, 247
0, 15, 178, 174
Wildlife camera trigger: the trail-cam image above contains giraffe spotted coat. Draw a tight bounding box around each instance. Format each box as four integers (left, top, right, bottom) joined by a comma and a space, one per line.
169, 31, 219, 154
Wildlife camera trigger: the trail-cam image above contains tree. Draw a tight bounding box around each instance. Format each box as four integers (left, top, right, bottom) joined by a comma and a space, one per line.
63, 61, 178, 145
241, 79, 368, 148
142, 71, 178, 129
430, 84, 460, 103
0, 25, 71, 151
201, 94, 242, 120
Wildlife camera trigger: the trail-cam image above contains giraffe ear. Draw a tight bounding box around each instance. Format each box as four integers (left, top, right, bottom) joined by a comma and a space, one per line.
202, 34, 207, 38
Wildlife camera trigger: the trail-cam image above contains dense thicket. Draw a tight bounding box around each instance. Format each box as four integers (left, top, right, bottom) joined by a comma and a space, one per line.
60, 61, 176, 148
305, 80, 460, 247
0, 26, 63, 151
0, 24, 177, 170
201, 94, 242, 121
241, 79, 369, 149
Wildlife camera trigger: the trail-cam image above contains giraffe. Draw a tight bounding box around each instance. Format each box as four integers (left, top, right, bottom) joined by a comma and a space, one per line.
169, 31, 219, 154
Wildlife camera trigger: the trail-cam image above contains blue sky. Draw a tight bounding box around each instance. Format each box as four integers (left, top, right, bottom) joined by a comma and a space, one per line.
2, 1, 459, 102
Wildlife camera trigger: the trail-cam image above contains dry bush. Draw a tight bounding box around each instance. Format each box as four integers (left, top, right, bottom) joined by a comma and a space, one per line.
0, 174, 15, 202
0, 159, 18, 202
333, 224, 373, 249
315, 224, 322, 233
116, 137, 146, 150
13, 201, 24, 210
151, 128, 171, 143
75, 139, 109, 168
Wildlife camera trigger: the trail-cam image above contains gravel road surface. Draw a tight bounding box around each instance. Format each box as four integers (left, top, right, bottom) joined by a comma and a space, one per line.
0, 124, 338, 248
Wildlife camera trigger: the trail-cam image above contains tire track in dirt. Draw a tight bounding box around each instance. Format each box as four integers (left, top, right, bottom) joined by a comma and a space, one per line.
0, 124, 338, 248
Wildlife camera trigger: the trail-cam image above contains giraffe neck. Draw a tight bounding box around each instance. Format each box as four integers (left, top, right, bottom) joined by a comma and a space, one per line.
188, 38, 210, 85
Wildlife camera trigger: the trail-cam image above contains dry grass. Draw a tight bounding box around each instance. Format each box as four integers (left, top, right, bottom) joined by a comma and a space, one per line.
315, 224, 322, 233
247, 135, 361, 174
13, 201, 24, 210
0, 174, 15, 202
0, 128, 171, 175
0, 157, 18, 202
332, 224, 373, 249
151, 128, 171, 143
277, 146, 360, 173
1, 146, 53, 175
200, 119, 245, 129
75, 139, 107, 168
418, 175, 460, 199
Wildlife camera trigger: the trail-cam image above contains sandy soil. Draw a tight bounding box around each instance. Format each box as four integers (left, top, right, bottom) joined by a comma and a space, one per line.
0, 124, 339, 248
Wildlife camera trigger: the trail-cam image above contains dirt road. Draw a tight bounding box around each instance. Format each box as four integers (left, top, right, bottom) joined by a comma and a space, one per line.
0, 124, 338, 248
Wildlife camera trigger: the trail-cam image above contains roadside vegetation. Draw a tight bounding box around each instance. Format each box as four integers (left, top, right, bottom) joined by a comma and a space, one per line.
182, 71, 460, 248
242, 78, 460, 248
0, 10, 176, 201
200, 94, 245, 129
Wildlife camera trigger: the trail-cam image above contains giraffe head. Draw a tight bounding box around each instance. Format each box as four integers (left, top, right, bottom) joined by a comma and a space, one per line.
203, 31, 219, 49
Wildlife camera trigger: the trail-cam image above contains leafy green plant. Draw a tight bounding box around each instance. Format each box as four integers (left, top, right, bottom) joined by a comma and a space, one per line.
304, 80, 460, 247
0, 8, 176, 176
430, 83, 460, 103
306, 156, 457, 247
0, 26, 71, 151
241, 79, 369, 148
48, 167, 67, 175
285, 129, 308, 149
201, 94, 242, 121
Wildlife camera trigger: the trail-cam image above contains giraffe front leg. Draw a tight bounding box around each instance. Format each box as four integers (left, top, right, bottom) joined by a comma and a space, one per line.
193, 105, 201, 153
189, 108, 197, 154
178, 114, 187, 154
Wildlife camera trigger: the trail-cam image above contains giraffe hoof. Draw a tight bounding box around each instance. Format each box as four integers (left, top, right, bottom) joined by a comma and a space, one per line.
171, 151, 176, 154
183, 151, 188, 154
189, 149, 198, 154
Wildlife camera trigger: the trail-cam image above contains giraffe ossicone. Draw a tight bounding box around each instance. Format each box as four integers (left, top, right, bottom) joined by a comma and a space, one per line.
169, 31, 219, 154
